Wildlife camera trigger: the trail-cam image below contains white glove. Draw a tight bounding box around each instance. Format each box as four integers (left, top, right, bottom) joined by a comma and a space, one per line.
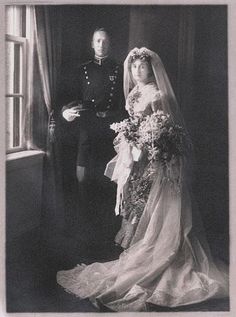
62, 106, 81, 122
132, 146, 142, 161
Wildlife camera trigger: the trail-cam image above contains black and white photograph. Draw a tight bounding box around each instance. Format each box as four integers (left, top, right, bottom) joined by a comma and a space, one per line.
1, 1, 235, 315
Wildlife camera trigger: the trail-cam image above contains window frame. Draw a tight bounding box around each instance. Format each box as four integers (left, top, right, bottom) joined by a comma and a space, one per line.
5, 33, 27, 153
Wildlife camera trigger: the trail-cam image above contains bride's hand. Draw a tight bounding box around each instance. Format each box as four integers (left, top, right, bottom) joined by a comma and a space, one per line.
132, 146, 142, 161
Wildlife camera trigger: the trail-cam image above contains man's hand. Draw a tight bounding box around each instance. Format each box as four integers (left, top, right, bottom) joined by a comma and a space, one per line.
62, 105, 81, 122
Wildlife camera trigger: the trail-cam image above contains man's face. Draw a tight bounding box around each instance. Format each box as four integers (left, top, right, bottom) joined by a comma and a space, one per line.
92, 31, 110, 57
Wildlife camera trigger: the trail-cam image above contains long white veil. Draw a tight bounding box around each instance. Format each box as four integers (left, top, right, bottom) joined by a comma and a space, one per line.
124, 47, 184, 127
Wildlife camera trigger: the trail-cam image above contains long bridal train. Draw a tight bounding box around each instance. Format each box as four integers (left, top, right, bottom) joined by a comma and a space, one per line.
57, 157, 228, 311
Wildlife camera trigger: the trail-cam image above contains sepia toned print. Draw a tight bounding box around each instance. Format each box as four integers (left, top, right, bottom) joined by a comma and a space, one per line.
3, 2, 233, 316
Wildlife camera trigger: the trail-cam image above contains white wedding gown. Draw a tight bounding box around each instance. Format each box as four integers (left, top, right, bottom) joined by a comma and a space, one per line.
57, 82, 229, 311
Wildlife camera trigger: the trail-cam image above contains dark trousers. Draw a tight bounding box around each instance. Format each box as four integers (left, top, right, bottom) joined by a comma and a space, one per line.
76, 162, 120, 243
60, 115, 121, 242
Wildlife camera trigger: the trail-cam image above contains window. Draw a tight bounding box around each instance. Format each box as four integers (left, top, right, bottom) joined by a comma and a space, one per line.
5, 6, 28, 153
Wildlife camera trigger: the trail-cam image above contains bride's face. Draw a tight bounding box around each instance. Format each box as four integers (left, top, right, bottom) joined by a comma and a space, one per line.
131, 59, 151, 84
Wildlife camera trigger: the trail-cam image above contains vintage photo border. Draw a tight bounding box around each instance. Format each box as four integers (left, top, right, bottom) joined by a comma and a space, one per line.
0, 0, 235, 316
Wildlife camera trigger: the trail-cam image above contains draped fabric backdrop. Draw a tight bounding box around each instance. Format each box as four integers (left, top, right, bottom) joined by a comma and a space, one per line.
33, 6, 64, 231
23, 6, 36, 150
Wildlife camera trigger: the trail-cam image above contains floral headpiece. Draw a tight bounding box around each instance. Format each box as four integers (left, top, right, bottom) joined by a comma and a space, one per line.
130, 48, 151, 63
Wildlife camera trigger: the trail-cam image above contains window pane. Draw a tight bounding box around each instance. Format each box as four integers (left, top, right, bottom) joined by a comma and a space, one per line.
6, 97, 23, 150
5, 6, 25, 36
6, 41, 23, 94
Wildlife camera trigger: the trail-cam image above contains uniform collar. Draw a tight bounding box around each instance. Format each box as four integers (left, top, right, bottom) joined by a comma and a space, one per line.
94, 55, 109, 65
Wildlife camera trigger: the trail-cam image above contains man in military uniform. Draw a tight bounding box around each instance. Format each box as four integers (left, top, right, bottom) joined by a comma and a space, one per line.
61, 28, 125, 243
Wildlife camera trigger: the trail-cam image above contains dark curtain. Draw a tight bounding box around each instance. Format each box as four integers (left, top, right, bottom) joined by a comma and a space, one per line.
34, 6, 64, 232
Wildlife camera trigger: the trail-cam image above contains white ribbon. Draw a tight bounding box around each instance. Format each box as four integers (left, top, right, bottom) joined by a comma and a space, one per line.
104, 136, 134, 215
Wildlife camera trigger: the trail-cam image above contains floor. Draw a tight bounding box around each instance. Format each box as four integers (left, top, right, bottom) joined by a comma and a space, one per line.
6, 226, 229, 313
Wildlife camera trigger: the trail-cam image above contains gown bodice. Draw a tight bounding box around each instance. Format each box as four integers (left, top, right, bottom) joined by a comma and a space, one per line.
125, 82, 162, 115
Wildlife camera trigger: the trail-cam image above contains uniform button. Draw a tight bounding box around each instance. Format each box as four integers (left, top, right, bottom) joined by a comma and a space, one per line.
111, 87, 114, 90
109, 99, 112, 102
84, 66, 86, 70
107, 105, 111, 109
110, 93, 113, 97
115, 70, 118, 74
116, 65, 119, 69
87, 81, 90, 85
86, 76, 88, 79
113, 81, 116, 85
85, 71, 87, 74
92, 99, 95, 102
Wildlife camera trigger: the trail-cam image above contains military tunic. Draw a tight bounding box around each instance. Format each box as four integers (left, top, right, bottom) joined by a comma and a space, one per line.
63, 57, 124, 169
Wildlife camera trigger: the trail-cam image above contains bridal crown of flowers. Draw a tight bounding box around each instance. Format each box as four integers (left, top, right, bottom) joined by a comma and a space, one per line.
129, 48, 151, 63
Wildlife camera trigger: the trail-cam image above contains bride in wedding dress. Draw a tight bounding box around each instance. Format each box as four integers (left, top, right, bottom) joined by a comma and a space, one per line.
57, 47, 229, 312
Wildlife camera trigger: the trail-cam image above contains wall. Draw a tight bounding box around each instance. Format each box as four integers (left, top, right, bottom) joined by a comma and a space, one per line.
191, 6, 228, 237
128, 5, 180, 93
6, 151, 44, 240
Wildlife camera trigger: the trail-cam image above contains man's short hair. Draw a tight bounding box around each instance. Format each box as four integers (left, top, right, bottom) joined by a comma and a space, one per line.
93, 27, 111, 41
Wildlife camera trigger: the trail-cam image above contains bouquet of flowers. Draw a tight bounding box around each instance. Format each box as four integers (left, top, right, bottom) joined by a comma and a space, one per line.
110, 115, 141, 147
111, 110, 187, 166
